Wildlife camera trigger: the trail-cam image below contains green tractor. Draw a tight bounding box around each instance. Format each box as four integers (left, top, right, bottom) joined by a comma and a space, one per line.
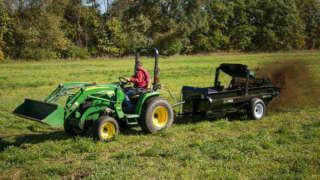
13, 48, 174, 141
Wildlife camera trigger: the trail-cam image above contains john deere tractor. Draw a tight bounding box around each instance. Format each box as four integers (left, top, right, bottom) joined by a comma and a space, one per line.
13, 48, 174, 141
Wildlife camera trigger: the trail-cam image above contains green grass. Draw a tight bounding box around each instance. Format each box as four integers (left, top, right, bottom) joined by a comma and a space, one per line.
0, 51, 320, 179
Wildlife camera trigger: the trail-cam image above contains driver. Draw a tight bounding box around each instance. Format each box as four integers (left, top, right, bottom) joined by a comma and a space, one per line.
128, 61, 150, 89
123, 61, 150, 109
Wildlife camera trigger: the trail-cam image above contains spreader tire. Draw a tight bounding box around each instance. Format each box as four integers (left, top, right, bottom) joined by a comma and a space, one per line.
140, 97, 174, 133
249, 98, 266, 120
94, 116, 119, 141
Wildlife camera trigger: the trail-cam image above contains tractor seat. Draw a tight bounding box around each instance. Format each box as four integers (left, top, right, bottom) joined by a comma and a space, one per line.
128, 88, 152, 99
128, 89, 152, 107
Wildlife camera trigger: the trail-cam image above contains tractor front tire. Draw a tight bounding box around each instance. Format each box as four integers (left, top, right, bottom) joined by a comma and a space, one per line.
94, 116, 119, 141
249, 98, 266, 120
140, 97, 174, 133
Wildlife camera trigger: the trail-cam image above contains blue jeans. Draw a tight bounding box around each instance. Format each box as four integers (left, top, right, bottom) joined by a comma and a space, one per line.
123, 87, 144, 108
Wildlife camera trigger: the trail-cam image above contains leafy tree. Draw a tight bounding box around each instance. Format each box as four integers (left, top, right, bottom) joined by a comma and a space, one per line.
0, 0, 319, 60
0, 0, 9, 60
109, 0, 133, 18
123, 14, 151, 53
97, 18, 128, 56
296, 0, 320, 49
205, 0, 233, 51
252, 0, 305, 50
227, 0, 257, 51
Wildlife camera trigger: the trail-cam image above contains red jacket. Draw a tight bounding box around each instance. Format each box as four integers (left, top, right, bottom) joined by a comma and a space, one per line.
130, 67, 151, 89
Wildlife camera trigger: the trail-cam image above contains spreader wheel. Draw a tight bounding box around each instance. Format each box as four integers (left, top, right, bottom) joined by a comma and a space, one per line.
94, 116, 119, 141
249, 98, 266, 120
140, 97, 174, 133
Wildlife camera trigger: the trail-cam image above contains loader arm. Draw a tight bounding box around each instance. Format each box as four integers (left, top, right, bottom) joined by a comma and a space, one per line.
44, 82, 96, 103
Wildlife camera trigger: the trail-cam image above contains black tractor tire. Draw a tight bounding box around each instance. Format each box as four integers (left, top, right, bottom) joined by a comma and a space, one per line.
249, 98, 266, 120
139, 97, 174, 133
94, 116, 119, 141
64, 119, 86, 136
64, 119, 77, 136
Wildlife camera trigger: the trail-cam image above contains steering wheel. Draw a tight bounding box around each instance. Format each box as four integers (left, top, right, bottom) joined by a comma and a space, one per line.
119, 77, 131, 86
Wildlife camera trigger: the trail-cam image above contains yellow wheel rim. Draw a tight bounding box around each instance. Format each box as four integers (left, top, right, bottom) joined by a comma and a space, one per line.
100, 122, 116, 140
152, 106, 168, 128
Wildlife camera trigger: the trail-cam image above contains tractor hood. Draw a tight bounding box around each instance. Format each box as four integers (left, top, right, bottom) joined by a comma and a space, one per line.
81, 83, 119, 94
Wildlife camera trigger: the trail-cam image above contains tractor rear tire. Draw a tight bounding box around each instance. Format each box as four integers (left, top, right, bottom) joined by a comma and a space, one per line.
94, 116, 119, 141
140, 97, 174, 133
249, 98, 266, 120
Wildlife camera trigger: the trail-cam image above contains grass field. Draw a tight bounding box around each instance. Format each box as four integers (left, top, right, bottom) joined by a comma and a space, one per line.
0, 51, 320, 179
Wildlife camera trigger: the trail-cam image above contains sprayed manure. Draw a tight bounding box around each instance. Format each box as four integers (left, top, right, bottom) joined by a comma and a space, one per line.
255, 60, 320, 111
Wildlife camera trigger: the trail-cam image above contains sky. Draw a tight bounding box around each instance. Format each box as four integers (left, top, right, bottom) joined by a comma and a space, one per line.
96, 0, 114, 13
83, 0, 114, 13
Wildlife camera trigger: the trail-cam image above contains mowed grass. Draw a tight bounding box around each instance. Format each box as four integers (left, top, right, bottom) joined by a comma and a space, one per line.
0, 51, 320, 179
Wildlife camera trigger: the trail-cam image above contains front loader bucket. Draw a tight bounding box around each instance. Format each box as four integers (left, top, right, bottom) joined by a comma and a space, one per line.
13, 99, 65, 127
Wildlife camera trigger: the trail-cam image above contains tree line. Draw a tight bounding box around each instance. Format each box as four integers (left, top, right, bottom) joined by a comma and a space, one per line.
0, 0, 319, 60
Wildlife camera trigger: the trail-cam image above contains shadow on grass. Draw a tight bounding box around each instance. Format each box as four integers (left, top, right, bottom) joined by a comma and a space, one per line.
174, 115, 206, 125
0, 131, 68, 152
174, 113, 249, 125
0, 127, 146, 152
0, 113, 250, 152
120, 127, 144, 135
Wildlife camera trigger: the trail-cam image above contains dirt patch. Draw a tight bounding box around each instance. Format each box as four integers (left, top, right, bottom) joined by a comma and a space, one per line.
62, 169, 92, 180
255, 60, 320, 111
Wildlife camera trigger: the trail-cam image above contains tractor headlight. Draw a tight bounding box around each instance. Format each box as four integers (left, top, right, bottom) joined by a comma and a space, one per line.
72, 102, 79, 110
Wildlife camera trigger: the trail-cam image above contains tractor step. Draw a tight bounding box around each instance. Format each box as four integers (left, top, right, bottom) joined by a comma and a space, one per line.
125, 114, 140, 119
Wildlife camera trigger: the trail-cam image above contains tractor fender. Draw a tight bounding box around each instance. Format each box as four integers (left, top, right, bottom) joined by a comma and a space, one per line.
135, 92, 160, 115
